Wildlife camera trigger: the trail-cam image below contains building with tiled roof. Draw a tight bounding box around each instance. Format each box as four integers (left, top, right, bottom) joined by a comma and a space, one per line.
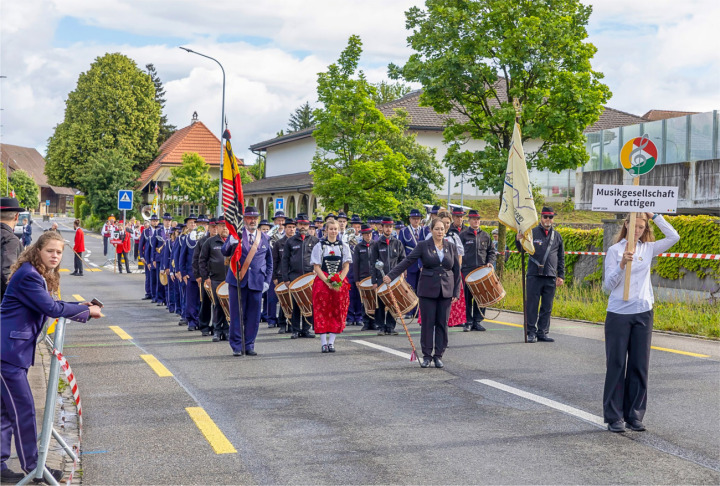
642, 110, 700, 121
1, 143, 75, 214
138, 114, 242, 218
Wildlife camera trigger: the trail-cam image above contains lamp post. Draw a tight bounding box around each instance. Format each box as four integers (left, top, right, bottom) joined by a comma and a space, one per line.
179, 47, 225, 217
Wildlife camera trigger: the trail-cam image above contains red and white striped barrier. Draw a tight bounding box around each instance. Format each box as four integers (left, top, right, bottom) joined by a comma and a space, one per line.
506, 250, 720, 259
53, 349, 82, 486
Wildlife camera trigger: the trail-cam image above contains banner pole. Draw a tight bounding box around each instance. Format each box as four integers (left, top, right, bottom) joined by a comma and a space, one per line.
521, 251, 528, 343
623, 177, 640, 300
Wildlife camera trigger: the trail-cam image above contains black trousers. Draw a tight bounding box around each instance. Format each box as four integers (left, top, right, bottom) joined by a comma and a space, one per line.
103, 236, 108, 256
197, 280, 212, 332
418, 296, 451, 359
74, 252, 83, 274
526, 276, 556, 337
210, 280, 228, 333
134, 241, 139, 260
291, 302, 313, 334
463, 281, 486, 323
117, 252, 130, 273
374, 299, 396, 331
603, 310, 653, 423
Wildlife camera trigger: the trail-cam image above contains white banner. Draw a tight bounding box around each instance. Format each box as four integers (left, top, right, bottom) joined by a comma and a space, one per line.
592, 184, 678, 213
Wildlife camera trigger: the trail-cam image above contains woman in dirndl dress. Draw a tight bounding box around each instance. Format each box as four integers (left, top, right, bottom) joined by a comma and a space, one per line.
311, 219, 352, 353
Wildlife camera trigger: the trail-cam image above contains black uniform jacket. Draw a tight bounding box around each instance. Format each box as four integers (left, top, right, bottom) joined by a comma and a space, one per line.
515, 225, 565, 278
281, 233, 319, 283
1, 222, 21, 300
192, 233, 212, 278
369, 235, 405, 285
199, 235, 228, 281
352, 239, 374, 281
388, 239, 461, 299
459, 227, 496, 275
272, 235, 288, 282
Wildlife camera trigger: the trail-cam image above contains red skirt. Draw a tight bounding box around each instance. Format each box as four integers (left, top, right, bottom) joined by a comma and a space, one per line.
312, 273, 350, 334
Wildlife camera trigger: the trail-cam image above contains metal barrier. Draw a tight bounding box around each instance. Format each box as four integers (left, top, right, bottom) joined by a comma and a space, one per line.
17, 317, 78, 486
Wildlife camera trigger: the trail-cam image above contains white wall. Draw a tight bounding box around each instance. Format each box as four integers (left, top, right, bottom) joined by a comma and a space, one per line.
265, 137, 316, 177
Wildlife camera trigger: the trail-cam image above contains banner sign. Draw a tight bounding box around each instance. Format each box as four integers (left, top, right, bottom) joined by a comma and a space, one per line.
592, 184, 678, 213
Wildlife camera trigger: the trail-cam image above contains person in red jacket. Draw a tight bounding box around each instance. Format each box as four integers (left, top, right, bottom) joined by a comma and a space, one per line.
116, 224, 132, 273
72, 219, 85, 276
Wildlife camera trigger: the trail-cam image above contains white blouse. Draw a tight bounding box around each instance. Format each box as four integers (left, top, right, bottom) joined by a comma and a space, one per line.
310, 241, 353, 266
425, 231, 464, 256
603, 215, 680, 315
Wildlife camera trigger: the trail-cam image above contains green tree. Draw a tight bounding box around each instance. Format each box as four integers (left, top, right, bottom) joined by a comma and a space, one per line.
390, 0, 610, 275
45, 52, 160, 191
9, 170, 39, 210
371, 81, 413, 105
0, 166, 11, 197
248, 156, 265, 180
311, 35, 411, 217
75, 149, 139, 218
288, 102, 315, 132
168, 152, 218, 215
146, 63, 177, 148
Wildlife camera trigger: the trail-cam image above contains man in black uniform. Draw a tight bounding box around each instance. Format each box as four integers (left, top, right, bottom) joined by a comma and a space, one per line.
449, 206, 467, 236
353, 224, 376, 331
199, 216, 230, 342
370, 216, 405, 336
0, 197, 23, 301
281, 213, 318, 339
194, 217, 216, 336
272, 218, 295, 334
516, 206, 565, 343
459, 210, 496, 332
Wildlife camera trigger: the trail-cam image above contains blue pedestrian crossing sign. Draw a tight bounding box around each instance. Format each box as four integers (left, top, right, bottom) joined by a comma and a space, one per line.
118, 190, 133, 210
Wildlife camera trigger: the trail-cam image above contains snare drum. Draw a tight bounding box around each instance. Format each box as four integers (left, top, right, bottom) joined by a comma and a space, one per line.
275, 282, 293, 320
377, 276, 418, 319
358, 276, 377, 317
289, 273, 315, 317
204, 280, 215, 305
464, 265, 505, 307
216, 281, 231, 322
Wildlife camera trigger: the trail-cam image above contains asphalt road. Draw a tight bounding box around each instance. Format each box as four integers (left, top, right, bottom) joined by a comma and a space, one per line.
41, 218, 720, 485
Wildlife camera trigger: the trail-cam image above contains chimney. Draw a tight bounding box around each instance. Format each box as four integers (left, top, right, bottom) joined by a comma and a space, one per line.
191, 111, 198, 124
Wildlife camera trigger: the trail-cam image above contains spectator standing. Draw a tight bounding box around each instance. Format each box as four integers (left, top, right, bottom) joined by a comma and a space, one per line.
71, 219, 85, 276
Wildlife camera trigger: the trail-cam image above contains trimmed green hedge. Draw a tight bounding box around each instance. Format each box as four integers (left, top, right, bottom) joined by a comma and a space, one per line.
652, 215, 720, 282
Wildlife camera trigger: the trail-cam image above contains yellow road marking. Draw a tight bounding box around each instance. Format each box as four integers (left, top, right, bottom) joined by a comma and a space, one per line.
485, 319, 523, 328
73, 294, 84, 302
140, 354, 173, 377
651, 346, 710, 358
59, 268, 70, 272
109, 326, 132, 340
88, 268, 102, 272
186, 407, 237, 454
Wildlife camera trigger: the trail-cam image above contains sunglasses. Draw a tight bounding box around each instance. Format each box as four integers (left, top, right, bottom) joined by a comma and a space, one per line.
542, 215, 554, 219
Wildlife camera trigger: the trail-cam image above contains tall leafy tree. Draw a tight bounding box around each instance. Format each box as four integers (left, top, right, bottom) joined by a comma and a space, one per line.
146, 63, 177, 147
371, 81, 413, 105
75, 149, 138, 218
9, 170, 39, 210
0, 166, 10, 197
312, 35, 410, 217
45, 53, 160, 191
168, 152, 219, 215
248, 156, 265, 180
390, 0, 610, 274
288, 102, 315, 132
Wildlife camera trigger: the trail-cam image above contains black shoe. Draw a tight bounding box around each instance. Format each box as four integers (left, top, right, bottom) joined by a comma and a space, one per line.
178, 321, 185, 326
278, 327, 286, 334
142, 296, 152, 300
472, 322, 486, 331
211, 333, 221, 342
32, 467, 63, 483
246, 350, 258, 356
233, 350, 243, 356
360, 324, 370, 331
291, 332, 299, 339
537, 335, 555, 342
607, 420, 626, 433
201, 330, 211, 336
626, 419, 646, 431
389, 330, 398, 335
268, 323, 276, 328
328, 344, 335, 353
527, 335, 537, 343
304, 331, 315, 338
377, 330, 385, 336
433, 357, 444, 368
70, 271, 78, 276
321, 345, 329, 353
369, 324, 379, 331
420, 358, 431, 368
188, 327, 197, 331
463, 323, 471, 332
220, 332, 228, 341
1, 468, 24, 481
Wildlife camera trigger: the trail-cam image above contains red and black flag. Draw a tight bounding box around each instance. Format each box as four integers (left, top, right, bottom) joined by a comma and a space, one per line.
222, 129, 245, 274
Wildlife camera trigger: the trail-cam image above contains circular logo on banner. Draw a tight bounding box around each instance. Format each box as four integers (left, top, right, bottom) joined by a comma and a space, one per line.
620, 134, 658, 176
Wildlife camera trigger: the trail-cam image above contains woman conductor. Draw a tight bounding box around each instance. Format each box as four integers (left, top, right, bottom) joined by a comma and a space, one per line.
0, 231, 102, 483
384, 218, 461, 368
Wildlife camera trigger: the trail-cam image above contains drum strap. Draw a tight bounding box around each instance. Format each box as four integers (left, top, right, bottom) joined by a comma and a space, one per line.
238, 232, 261, 281
529, 229, 555, 271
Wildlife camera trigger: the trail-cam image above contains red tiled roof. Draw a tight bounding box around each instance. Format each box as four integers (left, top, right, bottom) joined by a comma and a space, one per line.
138, 121, 243, 188
642, 110, 699, 121
0, 143, 75, 196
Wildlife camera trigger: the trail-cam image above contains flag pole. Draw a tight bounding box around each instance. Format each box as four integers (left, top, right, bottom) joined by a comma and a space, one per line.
513, 99, 529, 344
236, 258, 246, 356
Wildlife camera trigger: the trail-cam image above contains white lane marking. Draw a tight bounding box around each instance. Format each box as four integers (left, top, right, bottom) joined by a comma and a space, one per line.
352, 339, 411, 360
476, 379, 604, 427
83, 249, 98, 267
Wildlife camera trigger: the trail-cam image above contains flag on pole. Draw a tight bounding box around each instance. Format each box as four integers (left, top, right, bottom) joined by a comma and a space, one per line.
498, 122, 538, 254
222, 129, 245, 275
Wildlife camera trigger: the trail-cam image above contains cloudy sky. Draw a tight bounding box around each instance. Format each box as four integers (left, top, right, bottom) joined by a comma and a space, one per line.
1, 0, 718, 165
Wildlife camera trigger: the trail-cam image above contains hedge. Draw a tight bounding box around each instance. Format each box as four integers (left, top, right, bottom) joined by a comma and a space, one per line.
652, 215, 720, 282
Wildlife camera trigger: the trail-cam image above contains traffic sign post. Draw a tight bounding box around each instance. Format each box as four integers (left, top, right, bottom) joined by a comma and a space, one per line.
118, 190, 133, 211
275, 197, 284, 213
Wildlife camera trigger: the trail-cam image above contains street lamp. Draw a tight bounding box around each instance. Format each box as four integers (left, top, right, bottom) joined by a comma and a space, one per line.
179, 47, 225, 217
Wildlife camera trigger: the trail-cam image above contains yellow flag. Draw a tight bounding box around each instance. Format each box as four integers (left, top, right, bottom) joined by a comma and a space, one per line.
498, 122, 538, 254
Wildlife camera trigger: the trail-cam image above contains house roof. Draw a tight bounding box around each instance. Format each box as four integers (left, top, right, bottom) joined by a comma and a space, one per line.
0, 143, 75, 196
242, 172, 313, 195
138, 121, 241, 189
249, 79, 648, 149
642, 110, 699, 121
